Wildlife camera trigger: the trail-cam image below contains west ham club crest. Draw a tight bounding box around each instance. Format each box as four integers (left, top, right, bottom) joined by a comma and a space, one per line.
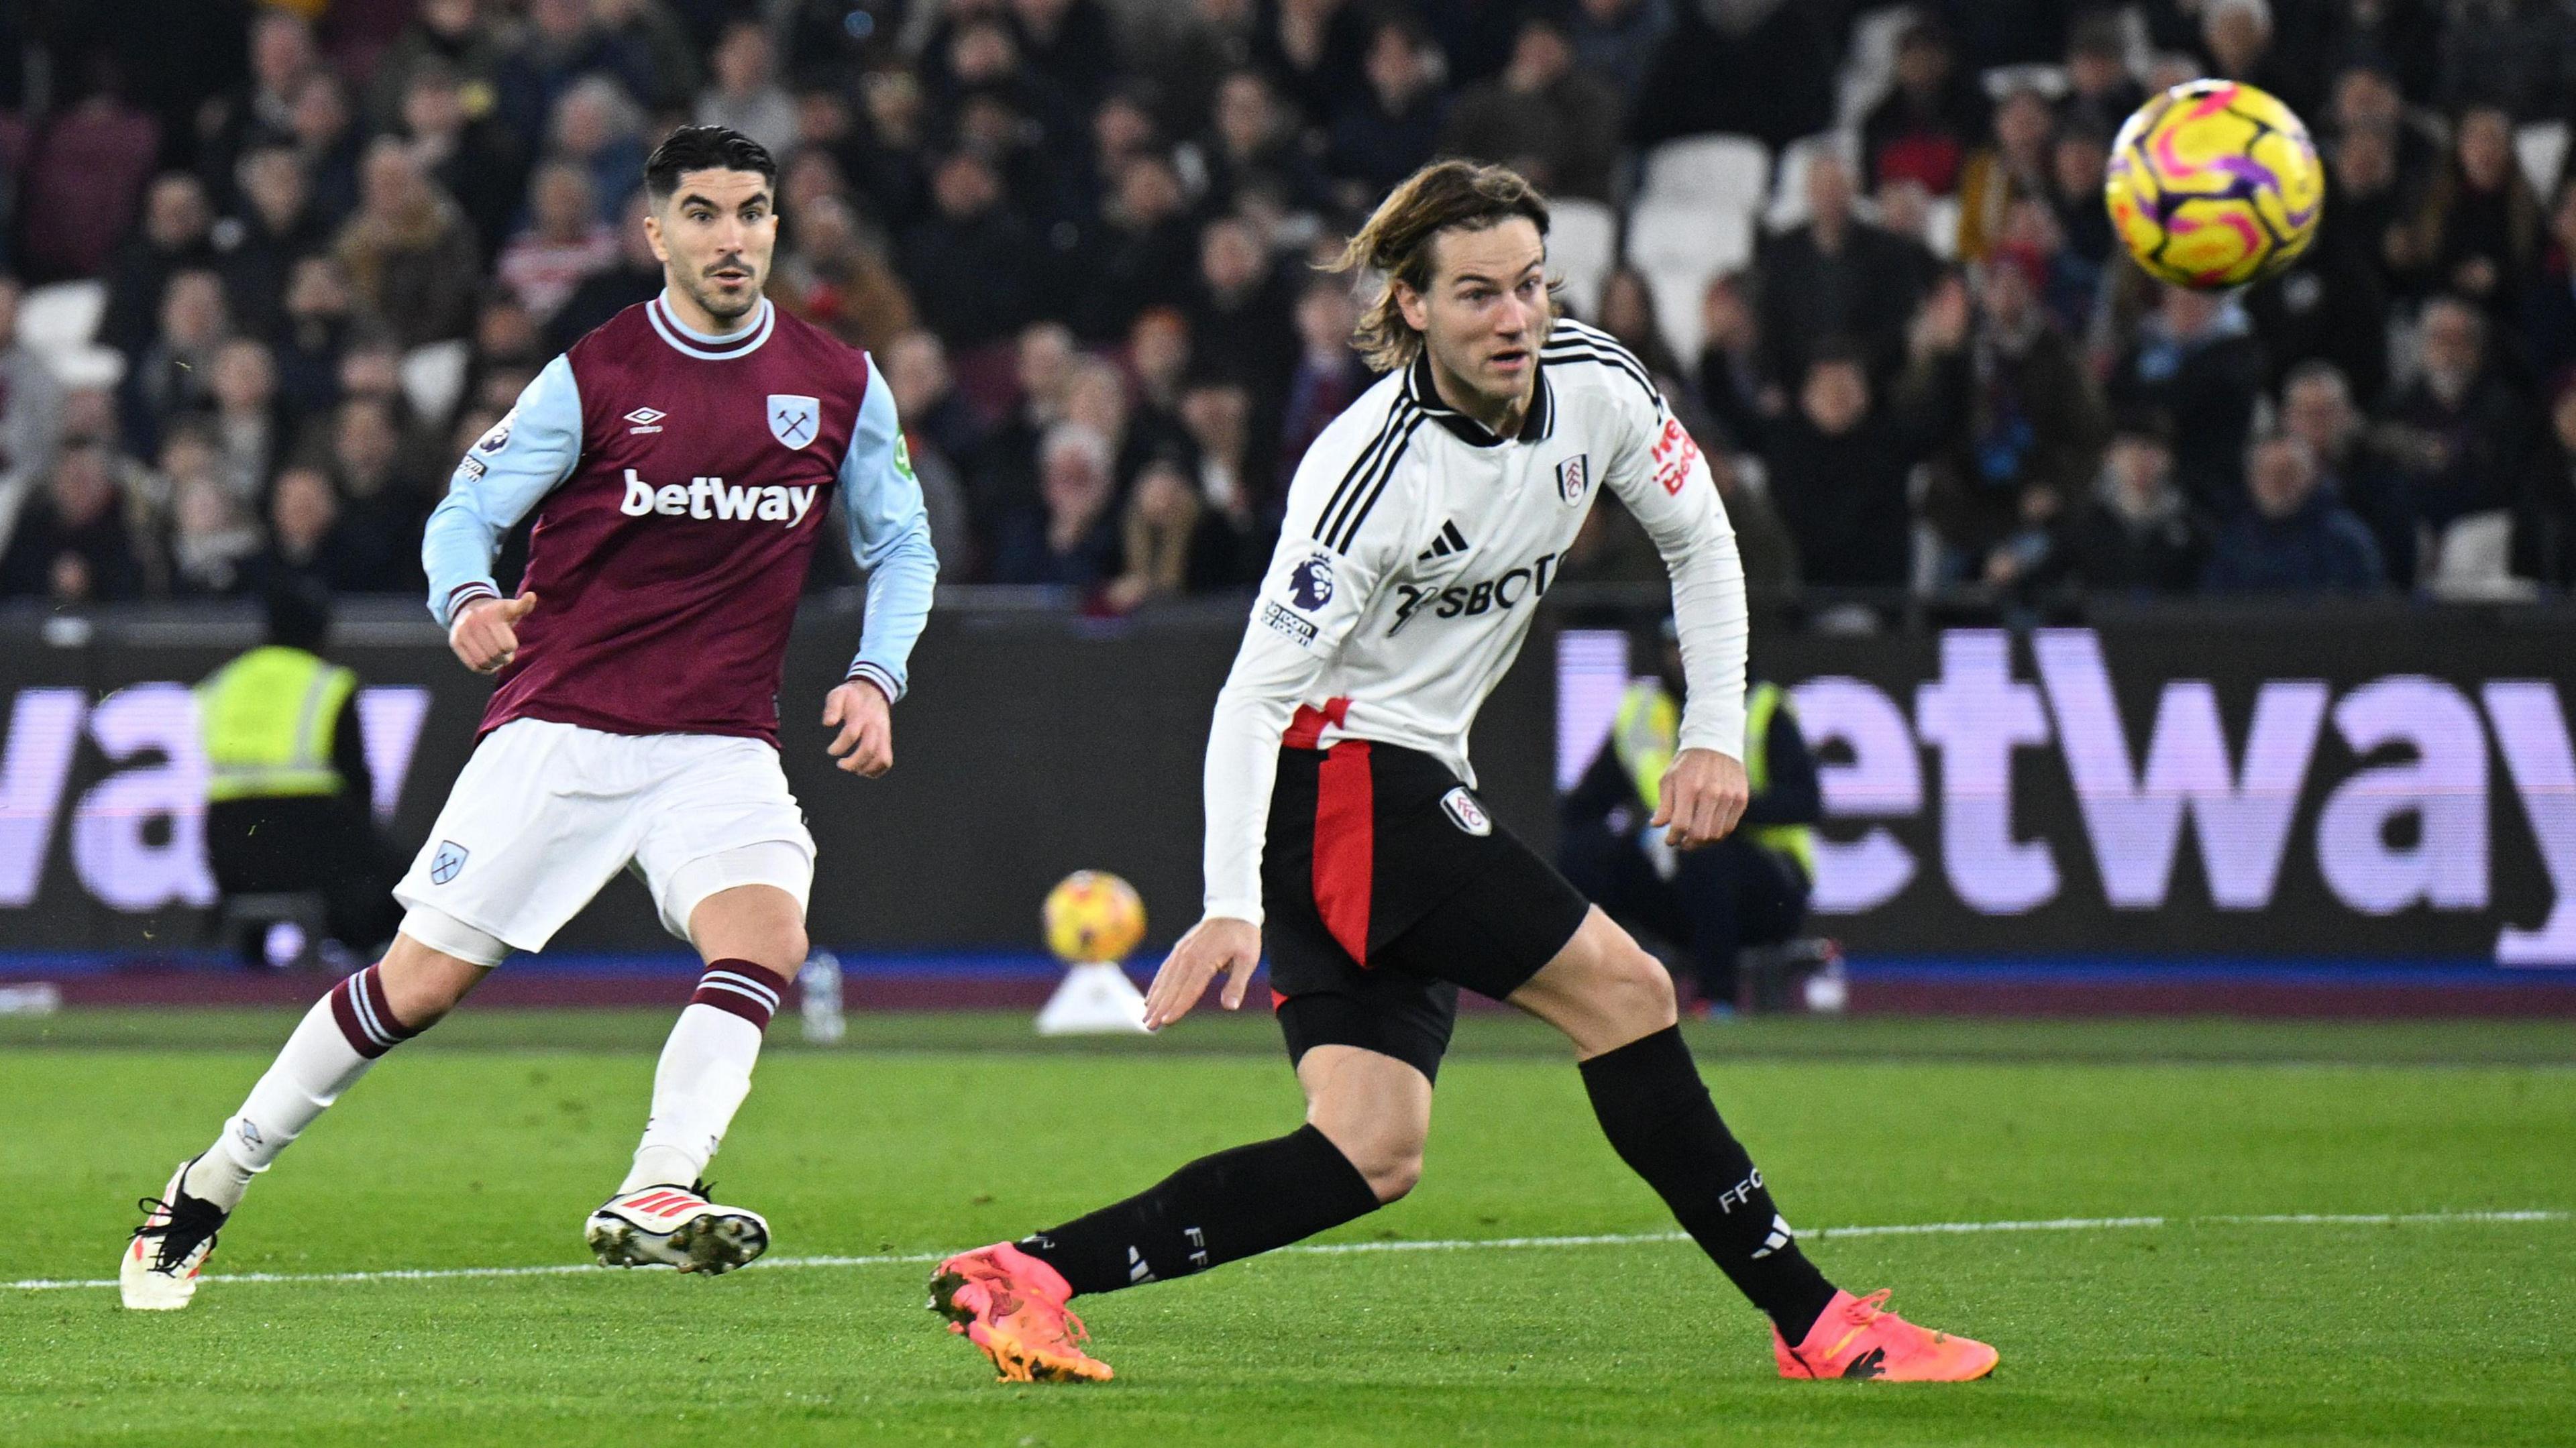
429, 840, 470, 885
768, 394, 820, 450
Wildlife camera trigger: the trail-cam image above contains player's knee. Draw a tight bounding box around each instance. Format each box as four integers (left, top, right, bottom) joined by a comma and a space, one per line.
1340, 1135, 1424, 1203
1366, 1150, 1424, 1204
375, 957, 480, 1027
1597, 944, 1679, 1034
683, 879, 811, 974
387, 971, 474, 1028
1311, 1111, 1428, 1205
769, 921, 811, 972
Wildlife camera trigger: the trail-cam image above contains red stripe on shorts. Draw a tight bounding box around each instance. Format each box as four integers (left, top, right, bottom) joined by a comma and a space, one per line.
1312, 739, 1374, 964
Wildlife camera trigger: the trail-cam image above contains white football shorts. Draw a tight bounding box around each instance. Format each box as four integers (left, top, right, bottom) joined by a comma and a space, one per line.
392, 718, 816, 960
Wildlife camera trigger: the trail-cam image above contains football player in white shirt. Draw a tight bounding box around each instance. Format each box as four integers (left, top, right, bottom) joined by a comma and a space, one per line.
927, 162, 1997, 1385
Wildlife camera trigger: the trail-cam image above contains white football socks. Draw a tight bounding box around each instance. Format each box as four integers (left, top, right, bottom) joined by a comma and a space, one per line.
619, 960, 791, 1193
182, 963, 419, 1213
163, 958, 786, 1213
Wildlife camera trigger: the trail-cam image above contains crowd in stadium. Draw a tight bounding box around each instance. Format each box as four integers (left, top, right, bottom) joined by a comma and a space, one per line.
3, 0, 2576, 611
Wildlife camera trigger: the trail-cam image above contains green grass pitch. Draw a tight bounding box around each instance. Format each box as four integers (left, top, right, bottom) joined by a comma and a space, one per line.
4, 1009, 2573, 1446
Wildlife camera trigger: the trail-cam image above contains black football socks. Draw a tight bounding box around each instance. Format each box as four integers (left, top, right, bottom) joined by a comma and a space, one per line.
1018, 1124, 1383, 1296
1578, 1025, 1839, 1341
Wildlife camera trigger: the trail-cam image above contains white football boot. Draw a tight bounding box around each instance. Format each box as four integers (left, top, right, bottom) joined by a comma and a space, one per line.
121, 1158, 228, 1310
584, 1181, 770, 1275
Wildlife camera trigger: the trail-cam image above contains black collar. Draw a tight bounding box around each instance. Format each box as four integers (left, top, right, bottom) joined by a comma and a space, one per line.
1407, 350, 1554, 447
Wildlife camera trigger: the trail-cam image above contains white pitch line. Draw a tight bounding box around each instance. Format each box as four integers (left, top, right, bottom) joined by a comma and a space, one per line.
18, 1209, 2563, 1295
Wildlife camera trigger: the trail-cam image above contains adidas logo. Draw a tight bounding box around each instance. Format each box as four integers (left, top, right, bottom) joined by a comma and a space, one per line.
1417, 519, 1470, 561
1750, 1213, 1794, 1260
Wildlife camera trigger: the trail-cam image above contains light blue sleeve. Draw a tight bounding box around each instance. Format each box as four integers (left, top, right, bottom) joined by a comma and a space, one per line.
837, 355, 940, 702
421, 355, 584, 628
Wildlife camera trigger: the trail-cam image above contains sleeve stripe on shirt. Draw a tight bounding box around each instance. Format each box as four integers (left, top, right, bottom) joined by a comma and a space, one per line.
1541, 341, 1663, 408
1544, 319, 1664, 400
1315, 397, 1419, 546
1548, 317, 1644, 360
1324, 412, 1425, 554
847, 661, 902, 702
1317, 404, 1426, 554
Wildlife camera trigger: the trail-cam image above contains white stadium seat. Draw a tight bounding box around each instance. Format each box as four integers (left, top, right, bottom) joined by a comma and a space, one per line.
1640, 133, 1770, 213
402, 340, 473, 429
2518, 121, 2568, 201
1549, 198, 1619, 320
18, 280, 122, 389
17, 279, 105, 353
1835, 5, 1924, 130
1625, 201, 1752, 361
1981, 62, 2068, 101
1625, 198, 1754, 278
2426, 510, 2538, 602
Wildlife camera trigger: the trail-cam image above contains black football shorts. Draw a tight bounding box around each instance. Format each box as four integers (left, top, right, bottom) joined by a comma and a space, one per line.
1261, 738, 1591, 1082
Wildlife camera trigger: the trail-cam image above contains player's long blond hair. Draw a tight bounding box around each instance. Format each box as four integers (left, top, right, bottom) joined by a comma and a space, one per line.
1330, 161, 1556, 374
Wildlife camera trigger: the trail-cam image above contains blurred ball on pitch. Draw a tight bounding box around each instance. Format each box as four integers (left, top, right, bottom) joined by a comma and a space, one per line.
1043, 870, 1147, 964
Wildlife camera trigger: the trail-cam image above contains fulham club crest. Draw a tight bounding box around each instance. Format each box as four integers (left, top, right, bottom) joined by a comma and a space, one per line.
1440, 787, 1493, 836
1555, 453, 1590, 506
768, 394, 820, 450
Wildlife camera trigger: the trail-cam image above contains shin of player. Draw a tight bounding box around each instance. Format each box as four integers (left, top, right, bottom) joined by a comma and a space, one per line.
930, 160, 1994, 1384
621, 882, 806, 1194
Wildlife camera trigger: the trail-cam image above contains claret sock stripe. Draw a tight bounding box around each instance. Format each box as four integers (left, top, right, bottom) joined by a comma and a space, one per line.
689, 959, 791, 1030
326, 964, 419, 1060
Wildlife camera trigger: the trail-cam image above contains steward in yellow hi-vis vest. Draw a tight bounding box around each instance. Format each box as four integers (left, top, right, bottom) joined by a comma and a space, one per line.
1558, 623, 1819, 1009
198, 581, 400, 962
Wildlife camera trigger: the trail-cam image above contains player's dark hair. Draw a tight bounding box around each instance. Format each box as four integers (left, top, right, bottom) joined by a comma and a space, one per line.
1332, 160, 1552, 372
643, 125, 777, 203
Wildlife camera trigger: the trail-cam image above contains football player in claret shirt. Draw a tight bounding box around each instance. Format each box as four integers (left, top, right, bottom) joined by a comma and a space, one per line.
121, 126, 937, 1308
926, 162, 1997, 1384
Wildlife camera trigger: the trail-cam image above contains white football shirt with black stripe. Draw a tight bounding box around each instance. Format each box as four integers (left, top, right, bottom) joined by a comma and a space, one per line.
1201, 319, 1750, 926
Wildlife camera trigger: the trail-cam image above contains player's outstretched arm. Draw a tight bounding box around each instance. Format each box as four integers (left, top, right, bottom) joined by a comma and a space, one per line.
820, 676, 893, 777
1142, 915, 1263, 1029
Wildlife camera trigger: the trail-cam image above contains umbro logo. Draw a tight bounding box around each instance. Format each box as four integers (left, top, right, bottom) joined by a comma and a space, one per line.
1417, 519, 1470, 561
625, 406, 666, 435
